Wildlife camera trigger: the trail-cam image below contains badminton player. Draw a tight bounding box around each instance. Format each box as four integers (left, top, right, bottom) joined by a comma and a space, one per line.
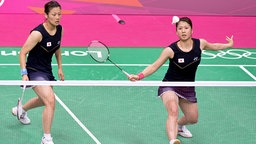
128, 17, 233, 144
11, 1, 64, 144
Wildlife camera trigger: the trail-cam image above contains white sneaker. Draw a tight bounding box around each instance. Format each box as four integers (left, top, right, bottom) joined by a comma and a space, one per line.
41, 136, 54, 144
178, 125, 192, 138
12, 107, 31, 125
170, 139, 180, 144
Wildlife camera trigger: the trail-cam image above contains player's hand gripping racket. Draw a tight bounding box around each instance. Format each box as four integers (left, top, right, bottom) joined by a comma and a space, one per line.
17, 85, 26, 120
87, 40, 130, 77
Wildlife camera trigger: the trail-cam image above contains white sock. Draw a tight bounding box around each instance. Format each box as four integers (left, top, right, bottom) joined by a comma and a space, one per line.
44, 133, 52, 139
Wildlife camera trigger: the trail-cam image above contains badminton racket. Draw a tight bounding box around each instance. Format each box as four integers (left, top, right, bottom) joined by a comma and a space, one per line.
17, 85, 26, 120
87, 40, 130, 77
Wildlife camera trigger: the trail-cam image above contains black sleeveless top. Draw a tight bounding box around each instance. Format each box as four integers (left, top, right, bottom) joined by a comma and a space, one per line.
163, 38, 201, 82
26, 24, 62, 73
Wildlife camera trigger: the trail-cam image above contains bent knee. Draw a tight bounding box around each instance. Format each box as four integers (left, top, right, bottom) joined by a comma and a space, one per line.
188, 117, 198, 124
44, 95, 56, 108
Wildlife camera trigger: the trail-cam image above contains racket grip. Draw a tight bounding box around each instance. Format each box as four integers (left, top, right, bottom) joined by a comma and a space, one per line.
122, 70, 130, 78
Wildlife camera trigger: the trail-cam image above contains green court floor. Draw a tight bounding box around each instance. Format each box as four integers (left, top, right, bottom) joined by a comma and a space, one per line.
0, 47, 255, 144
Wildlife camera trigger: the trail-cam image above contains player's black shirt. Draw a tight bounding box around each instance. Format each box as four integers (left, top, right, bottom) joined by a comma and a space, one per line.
26, 24, 62, 73
163, 38, 201, 82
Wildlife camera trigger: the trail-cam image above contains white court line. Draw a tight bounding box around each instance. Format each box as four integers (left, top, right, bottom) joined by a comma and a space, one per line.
239, 65, 256, 81
54, 94, 101, 144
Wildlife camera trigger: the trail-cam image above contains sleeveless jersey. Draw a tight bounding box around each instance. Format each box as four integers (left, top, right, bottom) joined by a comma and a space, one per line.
26, 24, 62, 73
163, 38, 201, 82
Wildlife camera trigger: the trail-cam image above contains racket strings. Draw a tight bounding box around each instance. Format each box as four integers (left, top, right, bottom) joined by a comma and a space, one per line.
87, 40, 130, 77
88, 41, 110, 63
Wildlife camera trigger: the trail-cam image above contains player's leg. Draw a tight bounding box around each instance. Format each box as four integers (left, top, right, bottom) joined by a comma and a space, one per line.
33, 85, 56, 144
161, 91, 180, 143
22, 96, 44, 110
178, 99, 198, 138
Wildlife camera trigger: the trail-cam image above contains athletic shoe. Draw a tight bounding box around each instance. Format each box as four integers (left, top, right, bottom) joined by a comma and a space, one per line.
12, 107, 31, 125
41, 136, 54, 144
170, 139, 180, 144
178, 125, 192, 138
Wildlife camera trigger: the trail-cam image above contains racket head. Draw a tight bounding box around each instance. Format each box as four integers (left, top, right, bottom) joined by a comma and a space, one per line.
17, 98, 22, 120
87, 40, 110, 63
17, 85, 29, 120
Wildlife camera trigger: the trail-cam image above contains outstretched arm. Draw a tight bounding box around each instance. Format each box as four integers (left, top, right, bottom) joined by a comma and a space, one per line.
200, 35, 234, 51
128, 47, 174, 81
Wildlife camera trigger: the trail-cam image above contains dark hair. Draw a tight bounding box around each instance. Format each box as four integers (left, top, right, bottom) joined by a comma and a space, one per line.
44, 1, 61, 14
176, 17, 193, 29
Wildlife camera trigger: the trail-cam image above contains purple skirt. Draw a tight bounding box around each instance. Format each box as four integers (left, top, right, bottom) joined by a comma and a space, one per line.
158, 86, 197, 103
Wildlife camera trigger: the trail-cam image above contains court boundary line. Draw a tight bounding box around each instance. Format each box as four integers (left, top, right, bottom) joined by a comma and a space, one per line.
54, 94, 101, 144
239, 66, 256, 80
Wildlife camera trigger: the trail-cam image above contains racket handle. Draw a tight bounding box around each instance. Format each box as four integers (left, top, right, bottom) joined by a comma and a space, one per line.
122, 70, 130, 78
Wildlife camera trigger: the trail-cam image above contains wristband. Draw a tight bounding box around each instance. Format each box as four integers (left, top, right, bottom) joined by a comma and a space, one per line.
137, 72, 145, 80
20, 68, 28, 76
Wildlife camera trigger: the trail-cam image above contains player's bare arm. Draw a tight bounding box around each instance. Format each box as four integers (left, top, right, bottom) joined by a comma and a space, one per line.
200, 35, 234, 51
